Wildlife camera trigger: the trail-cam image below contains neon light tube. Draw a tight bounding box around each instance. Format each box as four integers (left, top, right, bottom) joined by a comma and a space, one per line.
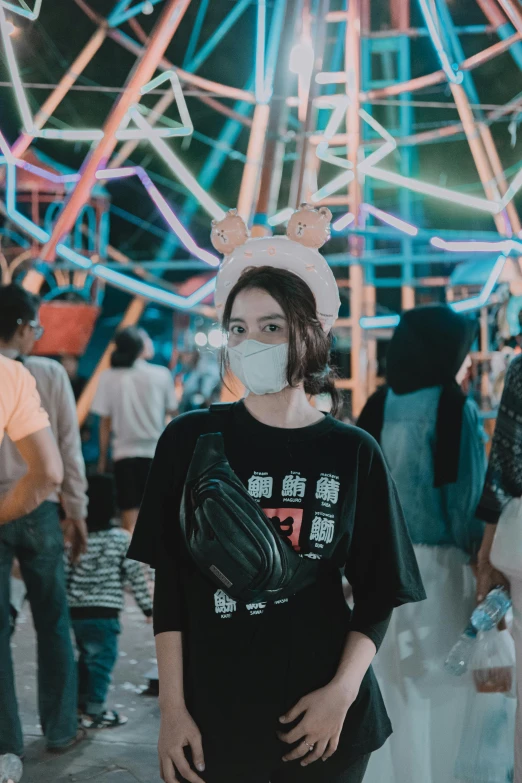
499, 168, 522, 211
417, 0, 463, 85
1, 157, 216, 311
95, 167, 135, 180
92, 264, 217, 309
268, 207, 294, 226
129, 108, 226, 220
451, 254, 507, 312
316, 72, 345, 84
332, 213, 355, 231
357, 109, 397, 170
1, 0, 42, 21
116, 71, 193, 141
107, 0, 164, 27
362, 204, 418, 236
0, 3, 36, 133
431, 236, 522, 256
361, 255, 508, 328
311, 170, 354, 202
56, 243, 92, 270
364, 166, 500, 214
360, 315, 401, 329
96, 165, 220, 267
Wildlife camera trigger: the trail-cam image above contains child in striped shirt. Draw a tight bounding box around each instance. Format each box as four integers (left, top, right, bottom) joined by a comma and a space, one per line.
65, 474, 152, 729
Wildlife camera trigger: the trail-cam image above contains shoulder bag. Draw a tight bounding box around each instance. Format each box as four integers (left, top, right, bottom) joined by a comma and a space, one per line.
179, 404, 320, 603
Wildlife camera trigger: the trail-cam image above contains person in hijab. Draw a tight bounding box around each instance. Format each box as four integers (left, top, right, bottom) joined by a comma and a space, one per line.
358, 304, 487, 783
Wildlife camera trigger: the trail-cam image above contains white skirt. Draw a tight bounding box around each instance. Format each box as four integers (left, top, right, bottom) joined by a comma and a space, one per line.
364, 545, 476, 783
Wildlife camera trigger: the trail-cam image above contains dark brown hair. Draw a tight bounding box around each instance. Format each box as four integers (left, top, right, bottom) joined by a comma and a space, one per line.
222, 266, 341, 417
110, 326, 144, 368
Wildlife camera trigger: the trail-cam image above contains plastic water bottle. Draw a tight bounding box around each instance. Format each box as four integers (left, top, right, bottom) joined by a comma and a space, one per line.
0, 754, 23, 783
471, 587, 512, 632
444, 624, 478, 676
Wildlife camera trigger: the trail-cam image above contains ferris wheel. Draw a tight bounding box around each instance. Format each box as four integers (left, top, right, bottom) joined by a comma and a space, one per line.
1, 0, 522, 414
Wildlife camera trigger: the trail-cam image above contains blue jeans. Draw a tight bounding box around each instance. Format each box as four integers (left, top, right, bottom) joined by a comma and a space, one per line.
0, 502, 78, 755
71, 617, 120, 715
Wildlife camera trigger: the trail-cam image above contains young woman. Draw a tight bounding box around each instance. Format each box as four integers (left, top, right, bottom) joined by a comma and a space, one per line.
127, 208, 425, 783
357, 305, 487, 783
92, 326, 178, 532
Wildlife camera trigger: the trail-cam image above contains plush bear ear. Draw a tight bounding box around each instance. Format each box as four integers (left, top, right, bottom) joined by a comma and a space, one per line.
318, 206, 333, 221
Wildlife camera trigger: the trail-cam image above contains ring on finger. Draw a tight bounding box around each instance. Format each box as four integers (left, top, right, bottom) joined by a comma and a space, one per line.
304, 741, 315, 753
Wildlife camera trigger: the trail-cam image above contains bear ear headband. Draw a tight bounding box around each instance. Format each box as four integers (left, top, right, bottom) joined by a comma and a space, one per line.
211, 204, 340, 333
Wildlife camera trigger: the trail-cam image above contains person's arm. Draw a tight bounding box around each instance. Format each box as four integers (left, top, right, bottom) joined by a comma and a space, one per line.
126, 415, 206, 783
477, 356, 522, 524
278, 437, 424, 767
0, 427, 63, 524
476, 356, 522, 598
54, 364, 88, 561
156, 631, 206, 783
153, 544, 205, 782
122, 553, 153, 617
91, 371, 112, 473
164, 371, 178, 420
97, 416, 111, 473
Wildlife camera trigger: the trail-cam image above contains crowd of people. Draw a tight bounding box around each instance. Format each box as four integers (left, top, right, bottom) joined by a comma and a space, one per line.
0, 204, 521, 783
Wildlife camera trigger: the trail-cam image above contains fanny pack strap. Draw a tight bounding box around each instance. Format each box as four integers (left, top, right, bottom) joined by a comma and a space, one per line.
209, 401, 236, 434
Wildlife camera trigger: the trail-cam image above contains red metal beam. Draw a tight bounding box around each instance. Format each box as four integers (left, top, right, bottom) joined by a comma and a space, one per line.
37, 0, 191, 268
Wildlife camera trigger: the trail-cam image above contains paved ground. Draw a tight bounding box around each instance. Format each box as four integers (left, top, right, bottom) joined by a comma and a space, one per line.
12, 597, 162, 783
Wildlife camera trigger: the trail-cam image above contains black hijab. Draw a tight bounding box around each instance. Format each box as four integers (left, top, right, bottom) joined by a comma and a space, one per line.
357, 305, 478, 487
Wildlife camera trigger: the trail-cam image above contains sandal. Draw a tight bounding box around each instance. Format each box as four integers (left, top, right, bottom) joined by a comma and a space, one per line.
81, 710, 128, 729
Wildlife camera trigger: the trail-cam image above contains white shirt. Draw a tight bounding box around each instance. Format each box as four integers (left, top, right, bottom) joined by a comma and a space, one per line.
91, 360, 177, 461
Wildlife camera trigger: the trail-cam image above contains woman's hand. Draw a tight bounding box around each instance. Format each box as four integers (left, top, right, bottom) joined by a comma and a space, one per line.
158, 704, 205, 783
277, 681, 357, 766
476, 560, 510, 603
476, 523, 510, 603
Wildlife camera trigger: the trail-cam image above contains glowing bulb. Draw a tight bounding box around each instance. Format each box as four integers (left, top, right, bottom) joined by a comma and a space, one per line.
142, 1, 154, 13
289, 42, 314, 77
6, 20, 17, 35
195, 332, 208, 347
208, 329, 224, 349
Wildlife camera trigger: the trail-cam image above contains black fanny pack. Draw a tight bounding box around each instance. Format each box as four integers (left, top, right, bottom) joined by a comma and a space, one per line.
180, 406, 320, 603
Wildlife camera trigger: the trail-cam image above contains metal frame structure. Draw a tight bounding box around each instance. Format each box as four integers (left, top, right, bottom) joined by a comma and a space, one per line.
1, 0, 522, 417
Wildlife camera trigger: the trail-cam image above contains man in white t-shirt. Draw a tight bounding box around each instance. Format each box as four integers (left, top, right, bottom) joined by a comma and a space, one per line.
92, 326, 177, 532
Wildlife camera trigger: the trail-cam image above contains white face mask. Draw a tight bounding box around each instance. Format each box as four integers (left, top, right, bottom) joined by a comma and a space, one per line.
228, 340, 289, 396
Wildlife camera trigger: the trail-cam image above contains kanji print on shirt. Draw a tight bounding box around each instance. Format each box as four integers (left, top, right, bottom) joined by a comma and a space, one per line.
310, 512, 336, 548
214, 589, 237, 619
246, 601, 266, 616
248, 472, 273, 499
264, 508, 304, 551
282, 472, 307, 499
315, 474, 340, 506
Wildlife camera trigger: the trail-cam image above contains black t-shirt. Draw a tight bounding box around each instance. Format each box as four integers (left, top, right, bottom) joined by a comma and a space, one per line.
127, 402, 425, 766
